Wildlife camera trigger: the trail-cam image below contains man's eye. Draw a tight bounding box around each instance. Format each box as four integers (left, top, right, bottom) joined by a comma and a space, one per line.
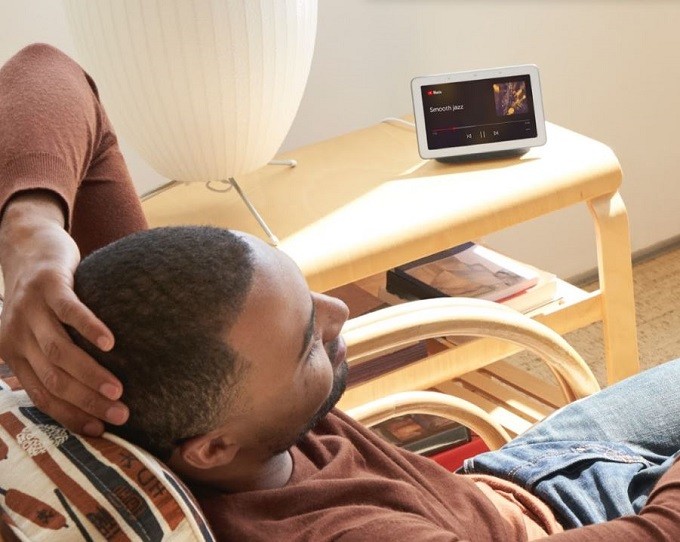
306, 336, 322, 362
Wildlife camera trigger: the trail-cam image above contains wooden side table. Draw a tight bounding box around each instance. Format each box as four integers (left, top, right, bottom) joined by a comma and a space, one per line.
142, 121, 639, 404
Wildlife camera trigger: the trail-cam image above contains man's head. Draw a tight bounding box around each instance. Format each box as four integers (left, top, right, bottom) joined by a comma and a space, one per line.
72, 226, 349, 481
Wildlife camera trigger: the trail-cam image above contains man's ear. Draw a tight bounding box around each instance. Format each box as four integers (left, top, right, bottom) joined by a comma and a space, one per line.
178, 430, 241, 470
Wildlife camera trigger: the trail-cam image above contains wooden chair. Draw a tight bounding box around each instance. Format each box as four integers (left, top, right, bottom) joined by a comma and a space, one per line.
340, 297, 601, 452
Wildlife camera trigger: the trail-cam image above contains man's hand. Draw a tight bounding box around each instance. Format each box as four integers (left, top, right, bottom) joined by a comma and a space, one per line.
0, 192, 128, 436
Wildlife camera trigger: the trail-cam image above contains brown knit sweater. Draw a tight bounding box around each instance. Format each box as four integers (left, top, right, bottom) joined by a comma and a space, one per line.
0, 43, 146, 255
196, 408, 680, 541
2, 43, 680, 541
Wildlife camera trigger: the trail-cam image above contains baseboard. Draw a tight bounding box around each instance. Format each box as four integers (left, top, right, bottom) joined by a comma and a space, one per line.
568, 233, 680, 287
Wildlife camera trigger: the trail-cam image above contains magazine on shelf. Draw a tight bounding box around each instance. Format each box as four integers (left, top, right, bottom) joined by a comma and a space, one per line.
380, 243, 562, 323
386, 242, 541, 303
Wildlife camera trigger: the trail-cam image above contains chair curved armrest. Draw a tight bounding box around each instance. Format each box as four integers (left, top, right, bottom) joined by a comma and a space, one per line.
342, 297, 600, 404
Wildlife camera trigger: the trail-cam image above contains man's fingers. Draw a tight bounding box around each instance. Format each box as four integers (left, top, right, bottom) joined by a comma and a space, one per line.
34, 292, 123, 401
48, 287, 114, 351
7, 356, 107, 436
35, 363, 129, 426
34, 319, 123, 401
22, 336, 129, 426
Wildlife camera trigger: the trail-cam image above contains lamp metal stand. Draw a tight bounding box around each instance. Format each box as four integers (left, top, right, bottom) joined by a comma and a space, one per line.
142, 159, 295, 247
226, 177, 280, 246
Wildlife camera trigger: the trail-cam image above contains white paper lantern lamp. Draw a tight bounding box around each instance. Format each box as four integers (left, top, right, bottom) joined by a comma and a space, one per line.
64, 0, 318, 243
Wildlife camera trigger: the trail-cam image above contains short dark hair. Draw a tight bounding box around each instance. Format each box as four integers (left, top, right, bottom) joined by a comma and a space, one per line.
72, 226, 254, 459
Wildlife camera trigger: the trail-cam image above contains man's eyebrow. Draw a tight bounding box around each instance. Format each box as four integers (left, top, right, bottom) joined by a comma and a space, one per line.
298, 298, 316, 362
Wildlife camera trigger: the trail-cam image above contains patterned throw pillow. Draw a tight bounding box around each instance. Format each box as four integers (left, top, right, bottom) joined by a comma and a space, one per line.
0, 376, 215, 541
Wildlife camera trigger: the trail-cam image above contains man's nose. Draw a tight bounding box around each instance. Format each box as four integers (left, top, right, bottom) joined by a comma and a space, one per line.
316, 293, 349, 341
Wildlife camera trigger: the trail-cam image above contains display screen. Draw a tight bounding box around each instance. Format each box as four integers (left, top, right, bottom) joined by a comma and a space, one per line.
420, 75, 537, 150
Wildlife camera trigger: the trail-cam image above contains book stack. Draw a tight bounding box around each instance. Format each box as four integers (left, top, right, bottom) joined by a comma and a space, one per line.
384, 242, 562, 316
370, 413, 470, 455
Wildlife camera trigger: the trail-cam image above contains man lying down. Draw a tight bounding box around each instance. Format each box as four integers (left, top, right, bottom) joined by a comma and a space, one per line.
70, 224, 680, 541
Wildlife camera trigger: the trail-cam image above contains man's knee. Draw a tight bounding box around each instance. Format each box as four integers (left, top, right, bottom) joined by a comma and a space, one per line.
12, 43, 75, 65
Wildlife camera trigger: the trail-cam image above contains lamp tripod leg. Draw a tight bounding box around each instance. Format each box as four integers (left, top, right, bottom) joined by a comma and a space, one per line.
228, 177, 280, 246
268, 159, 297, 167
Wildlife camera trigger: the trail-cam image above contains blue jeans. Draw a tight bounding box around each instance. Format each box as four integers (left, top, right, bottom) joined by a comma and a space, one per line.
460, 358, 680, 529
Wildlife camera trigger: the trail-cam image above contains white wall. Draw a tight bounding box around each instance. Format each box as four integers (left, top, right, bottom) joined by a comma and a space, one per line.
284, 0, 680, 278
2, 1, 679, 279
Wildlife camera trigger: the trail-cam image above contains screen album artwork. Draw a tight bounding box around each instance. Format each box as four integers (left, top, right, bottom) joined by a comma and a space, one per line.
493, 80, 529, 116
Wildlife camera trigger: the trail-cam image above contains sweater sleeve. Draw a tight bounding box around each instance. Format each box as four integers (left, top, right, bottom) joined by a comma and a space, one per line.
537, 459, 680, 541
0, 43, 147, 255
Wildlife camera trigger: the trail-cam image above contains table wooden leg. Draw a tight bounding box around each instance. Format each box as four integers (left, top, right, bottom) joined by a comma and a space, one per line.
588, 191, 640, 384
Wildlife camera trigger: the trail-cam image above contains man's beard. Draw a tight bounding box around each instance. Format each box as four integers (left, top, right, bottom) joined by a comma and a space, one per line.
268, 360, 348, 456
298, 360, 348, 438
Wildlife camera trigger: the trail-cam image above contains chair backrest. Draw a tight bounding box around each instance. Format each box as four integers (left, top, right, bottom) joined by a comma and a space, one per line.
0, 376, 215, 542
